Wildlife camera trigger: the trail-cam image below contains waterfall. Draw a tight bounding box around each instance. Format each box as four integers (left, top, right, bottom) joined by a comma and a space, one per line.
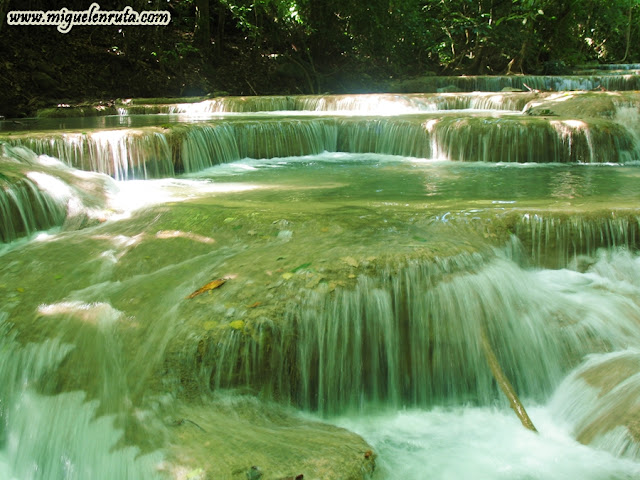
337, 118, 433, 158
0, 314, 165, 479
116, 88, 640, 118
577, 64, 640, 71
114, 74, 640, 118
0, 171, 66, 243
201, 246, 640, 415
514, 213, 639, 268
550, 349, 640, 460
122, 93, 534, 116
337, 116, 637, 163
3, 82, 640, 478
6, 130, 174, 180
393, 75, 640, 93
0, 143, 118, 244
6, 114, 638, 178
180, 119, 337, 172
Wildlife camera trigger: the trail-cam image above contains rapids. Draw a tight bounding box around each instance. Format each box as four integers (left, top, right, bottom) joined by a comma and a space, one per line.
2, 76, 640, 479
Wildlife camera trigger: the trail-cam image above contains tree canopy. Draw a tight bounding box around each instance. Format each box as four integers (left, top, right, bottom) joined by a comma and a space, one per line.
0, 0, 639, 116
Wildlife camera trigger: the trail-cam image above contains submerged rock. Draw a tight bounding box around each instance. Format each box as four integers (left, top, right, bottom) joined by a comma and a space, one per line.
166, 395, 376, 480
551, 350, 640, 460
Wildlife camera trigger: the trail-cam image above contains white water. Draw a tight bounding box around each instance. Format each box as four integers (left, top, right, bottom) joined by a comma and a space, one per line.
324, 248, 640, 478
2, 101, 640, 478
0, 314, 165, 480
333, 406, 640, 480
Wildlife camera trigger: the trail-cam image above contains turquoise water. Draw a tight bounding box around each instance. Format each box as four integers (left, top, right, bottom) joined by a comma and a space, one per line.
2, 94, 640, 478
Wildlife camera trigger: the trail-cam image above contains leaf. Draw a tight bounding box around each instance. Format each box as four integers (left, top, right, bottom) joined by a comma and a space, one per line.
247, 301, 261, 308
291, 262, 312, 273
186, 278, 226, 299
229, 320, 245, 330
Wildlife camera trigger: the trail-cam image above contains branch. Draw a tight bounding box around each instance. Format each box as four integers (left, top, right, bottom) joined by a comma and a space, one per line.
479, 324, 538, 433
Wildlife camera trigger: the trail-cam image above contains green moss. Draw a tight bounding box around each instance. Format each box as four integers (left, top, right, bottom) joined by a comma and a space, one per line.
36, 106, 117, 118
124, 97, 208, 105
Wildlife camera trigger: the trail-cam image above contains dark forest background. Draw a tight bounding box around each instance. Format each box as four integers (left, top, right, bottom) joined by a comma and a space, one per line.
1, 0, 639, 117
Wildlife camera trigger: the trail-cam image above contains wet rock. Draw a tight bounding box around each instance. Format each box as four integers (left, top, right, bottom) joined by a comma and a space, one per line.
167, 395, 376, 480
437, 85, 459, 93
277, 230, 293, 242
246, 466, 263, 479
551, 351, 640, 460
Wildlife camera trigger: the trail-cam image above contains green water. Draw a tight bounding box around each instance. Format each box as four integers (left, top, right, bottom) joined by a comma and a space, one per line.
2, 91, 640, 479
185, 153, 640, 208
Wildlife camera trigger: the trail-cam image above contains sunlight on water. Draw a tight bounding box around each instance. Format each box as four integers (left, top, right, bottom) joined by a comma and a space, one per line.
2, 95, 640, 478
109, 178, 261, 219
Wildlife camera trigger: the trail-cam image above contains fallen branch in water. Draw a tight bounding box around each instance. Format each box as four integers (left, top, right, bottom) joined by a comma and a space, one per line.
171, 418, 208, 432
479, 325, 538, 433
186, 278, 226, 299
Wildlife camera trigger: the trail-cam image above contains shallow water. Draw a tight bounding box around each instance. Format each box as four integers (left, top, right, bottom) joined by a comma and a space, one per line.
2, 146, 640, 478
332, 406, 640, 480
185, 152, 640, 208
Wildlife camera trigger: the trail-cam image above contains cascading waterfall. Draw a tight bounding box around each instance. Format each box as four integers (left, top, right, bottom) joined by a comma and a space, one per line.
203, 246, 640, 415
163, 93, 536, 115
578, 64, 640, 71
6, 111, 639, 178
546, 248, 640, 460
550, 349, 640, 460
6, 129, 174, 180
514, 213, 640, 268
0, 143, 117, 244
0, 314, 165, 480
178, 114, 639, 166
0, 171, 66, 243
436, 116, 638, 163
115, 74, 640, 117
180, 119, 338, 172
3, 82, 640, 479
393, 74, 640, 93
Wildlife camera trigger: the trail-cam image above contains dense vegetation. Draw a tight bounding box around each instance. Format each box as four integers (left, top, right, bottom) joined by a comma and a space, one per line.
1, 0, 639, 117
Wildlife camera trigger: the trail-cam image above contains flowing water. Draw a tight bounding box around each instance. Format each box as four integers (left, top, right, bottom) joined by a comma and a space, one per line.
2, 77, 640, 479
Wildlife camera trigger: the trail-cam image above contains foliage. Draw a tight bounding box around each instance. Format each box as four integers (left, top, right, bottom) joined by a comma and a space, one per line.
0, 0, 639, 116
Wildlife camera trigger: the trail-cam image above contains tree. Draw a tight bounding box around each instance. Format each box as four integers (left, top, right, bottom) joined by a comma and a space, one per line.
194, 0, 211, 50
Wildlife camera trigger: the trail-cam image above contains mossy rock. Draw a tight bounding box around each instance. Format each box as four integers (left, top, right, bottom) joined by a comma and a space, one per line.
166, 396, 376, 480
36, 106, 118, 118
124, 96, 208, 105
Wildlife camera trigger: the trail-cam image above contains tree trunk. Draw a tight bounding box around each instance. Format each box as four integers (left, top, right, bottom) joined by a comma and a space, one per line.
0, 0, 10, 34
194, 0, 210, 50
214, 2, 225, 59
620, 5, 634, 63
479, 325, 538, 433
